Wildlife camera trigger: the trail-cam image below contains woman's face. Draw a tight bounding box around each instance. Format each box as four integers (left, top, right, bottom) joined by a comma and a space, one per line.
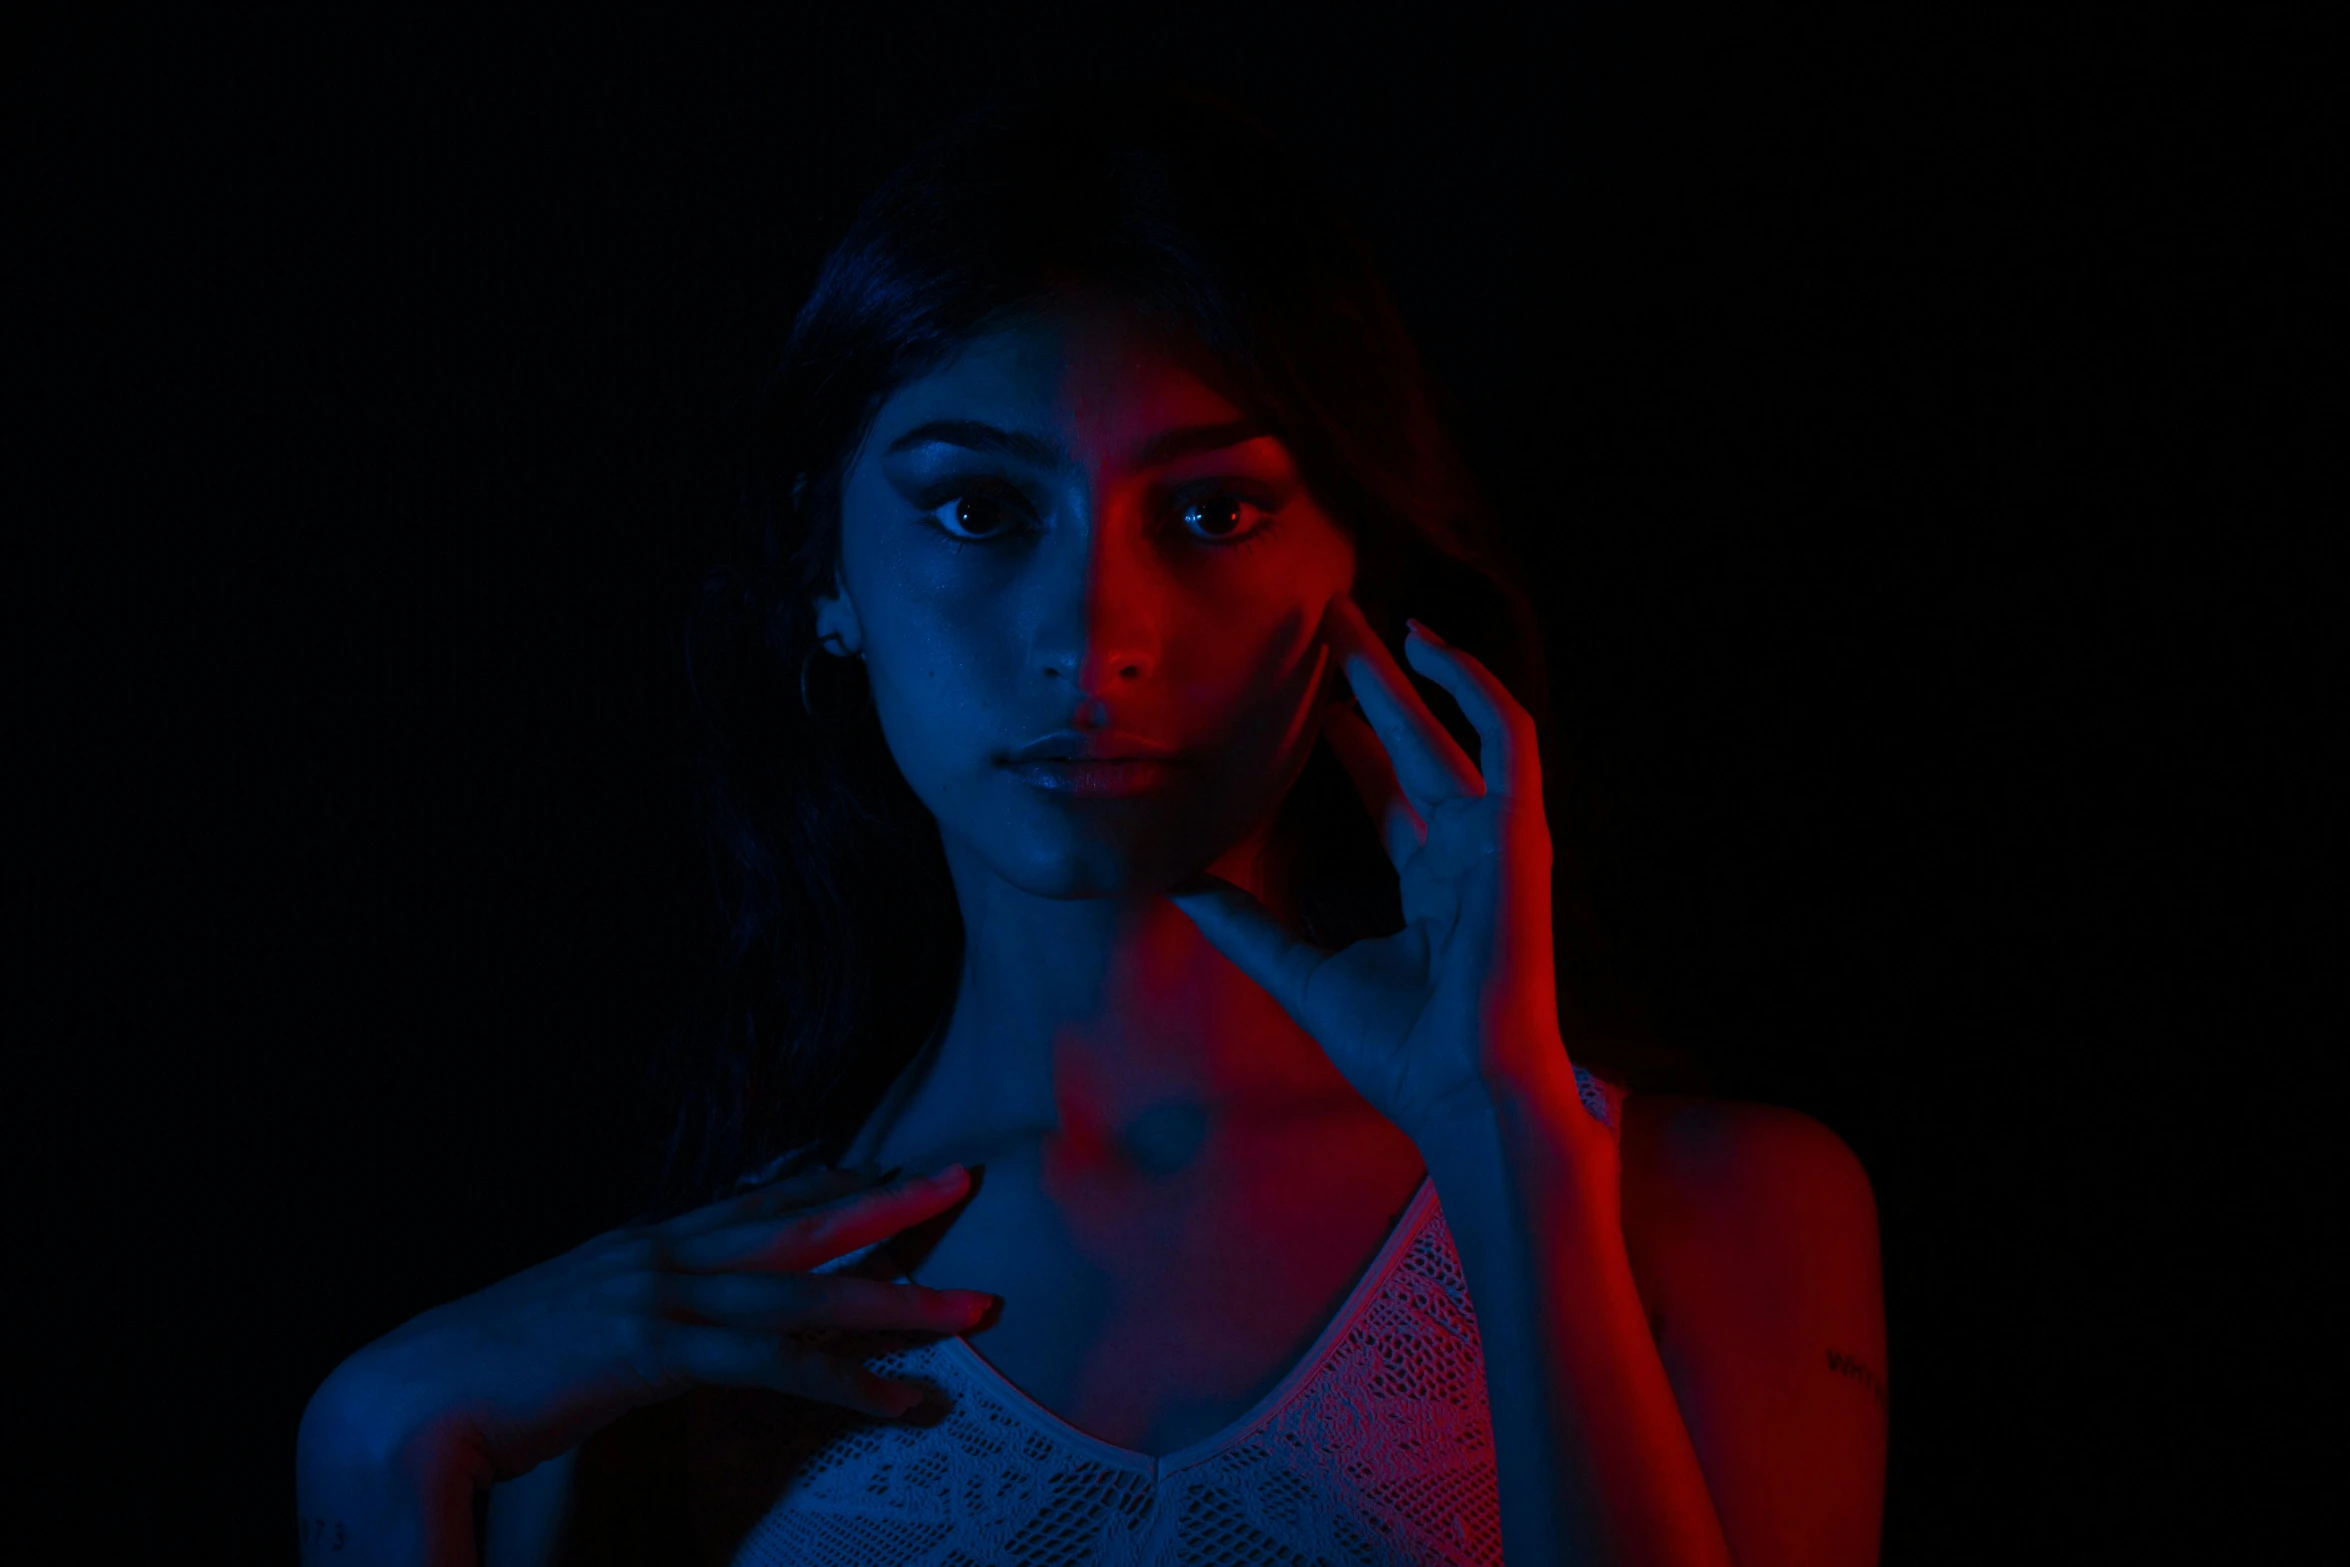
817, 296, 1356, 900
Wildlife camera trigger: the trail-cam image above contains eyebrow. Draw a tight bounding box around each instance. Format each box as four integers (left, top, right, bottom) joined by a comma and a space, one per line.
1134, 417, 1279, 468
881, 417, 1279, 470
884, 420, 1067, 466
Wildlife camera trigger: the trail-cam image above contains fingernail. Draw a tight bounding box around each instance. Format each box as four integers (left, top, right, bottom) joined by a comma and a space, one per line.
925, 1163, 967, 1186
1406, 618, 1445, 646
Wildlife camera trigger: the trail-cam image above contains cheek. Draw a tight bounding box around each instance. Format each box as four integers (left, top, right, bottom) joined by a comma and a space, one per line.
832, 518, 984, 755
1184, 620, 1344, 810
1213, 545, 1354, 734
861, 605, 1001, 787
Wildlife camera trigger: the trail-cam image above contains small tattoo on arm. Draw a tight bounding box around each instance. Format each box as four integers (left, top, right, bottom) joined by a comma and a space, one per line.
296, 1516, 346, 1552
1826, 1347, 1889, 1411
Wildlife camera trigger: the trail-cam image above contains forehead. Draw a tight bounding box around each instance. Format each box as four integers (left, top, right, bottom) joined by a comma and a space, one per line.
869, 300, 1251, 460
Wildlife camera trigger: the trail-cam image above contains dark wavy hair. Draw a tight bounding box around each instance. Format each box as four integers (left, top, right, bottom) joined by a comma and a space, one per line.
646, 87, 1578, 1220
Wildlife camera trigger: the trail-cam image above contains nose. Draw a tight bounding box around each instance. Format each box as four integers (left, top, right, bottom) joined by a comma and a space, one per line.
1029, 534, 1163, 708
1035, 629, 1158, 706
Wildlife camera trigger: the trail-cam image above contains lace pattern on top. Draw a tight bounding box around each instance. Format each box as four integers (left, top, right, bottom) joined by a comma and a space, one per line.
710, 1065, 1625, 1567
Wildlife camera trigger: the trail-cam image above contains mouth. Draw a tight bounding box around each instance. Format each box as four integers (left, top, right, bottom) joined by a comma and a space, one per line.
999, 757, 1189, 799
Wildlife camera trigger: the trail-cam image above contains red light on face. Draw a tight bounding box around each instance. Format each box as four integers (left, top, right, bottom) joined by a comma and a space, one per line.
1001, 758, 1189, 799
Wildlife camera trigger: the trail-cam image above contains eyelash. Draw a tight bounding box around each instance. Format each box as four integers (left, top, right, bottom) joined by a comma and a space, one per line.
918, 488, 1285, 555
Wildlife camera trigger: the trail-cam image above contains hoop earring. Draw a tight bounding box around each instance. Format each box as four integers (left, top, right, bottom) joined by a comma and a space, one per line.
798, 632, 864, 723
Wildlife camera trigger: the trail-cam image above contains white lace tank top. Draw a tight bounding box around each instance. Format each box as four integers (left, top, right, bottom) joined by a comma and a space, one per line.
711, 1066, 1625, 1567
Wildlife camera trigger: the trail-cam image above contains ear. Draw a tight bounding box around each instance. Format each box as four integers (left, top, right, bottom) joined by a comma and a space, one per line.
811, 563, 863, 655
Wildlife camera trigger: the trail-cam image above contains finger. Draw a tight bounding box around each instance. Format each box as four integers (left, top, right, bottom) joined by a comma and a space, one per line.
669, 1164, 974, 1274
653, 1323, 927, 1420
1321, 702, 1425, 870
1404, 620, 1539, 803
1322, 595, 1483, 814
660, 1164, 887, 1241
666, 1271, 995, 1337
1165, 871, 1333, 1031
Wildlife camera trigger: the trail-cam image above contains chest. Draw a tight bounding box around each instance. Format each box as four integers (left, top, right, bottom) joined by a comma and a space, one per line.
881, 1105, 1429, 1459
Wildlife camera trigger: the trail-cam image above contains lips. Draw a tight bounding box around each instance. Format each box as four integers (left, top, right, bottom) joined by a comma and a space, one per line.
1003, 729, 1185, 765
1001, 757, 1187, 799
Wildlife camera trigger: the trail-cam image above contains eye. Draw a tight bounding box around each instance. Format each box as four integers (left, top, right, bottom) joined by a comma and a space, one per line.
1174, 491, 1281, 550
922, 486, 1035, 545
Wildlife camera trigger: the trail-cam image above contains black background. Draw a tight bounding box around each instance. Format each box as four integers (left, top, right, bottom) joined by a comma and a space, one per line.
19, 6, 2328, 1562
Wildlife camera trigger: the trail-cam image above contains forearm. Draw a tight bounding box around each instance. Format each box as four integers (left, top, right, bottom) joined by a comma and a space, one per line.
1419, 1066, 1732, 1567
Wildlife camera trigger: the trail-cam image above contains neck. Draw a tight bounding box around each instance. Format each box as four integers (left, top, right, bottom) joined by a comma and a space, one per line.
924, 815, 1355, 1162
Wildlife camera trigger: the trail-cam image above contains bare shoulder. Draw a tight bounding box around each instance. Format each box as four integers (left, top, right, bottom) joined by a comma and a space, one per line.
1618, 1095, 1882, 1337
1622, 1096, 1876, 1220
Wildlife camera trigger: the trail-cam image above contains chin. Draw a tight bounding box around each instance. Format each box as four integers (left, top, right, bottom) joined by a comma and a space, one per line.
977, 827, 1205, 904
1011, 855, 1181, 903
939, 760, 1281, 903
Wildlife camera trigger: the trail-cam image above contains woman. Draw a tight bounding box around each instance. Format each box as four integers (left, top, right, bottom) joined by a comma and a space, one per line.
297, 89, 1888, 1566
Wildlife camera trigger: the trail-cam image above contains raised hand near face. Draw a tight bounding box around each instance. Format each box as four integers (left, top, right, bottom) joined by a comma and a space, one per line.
1166, 595, 1588, 1155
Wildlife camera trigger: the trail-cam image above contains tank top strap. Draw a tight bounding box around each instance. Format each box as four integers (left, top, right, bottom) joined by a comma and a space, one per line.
1571, 1060, 1627, 1143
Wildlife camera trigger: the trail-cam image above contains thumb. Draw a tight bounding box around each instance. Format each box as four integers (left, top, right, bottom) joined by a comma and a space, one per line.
1165, 872, 1331, 1023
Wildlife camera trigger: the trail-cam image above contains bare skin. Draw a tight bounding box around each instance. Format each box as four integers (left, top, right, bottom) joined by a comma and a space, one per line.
306, 295, 1887, 1567
827, 1018, 1431, 1458
805, 293, 1429, 1456
299, 1164, 1001, 1567
798, 293, 1879, 1559
791, 293, 1886, 1549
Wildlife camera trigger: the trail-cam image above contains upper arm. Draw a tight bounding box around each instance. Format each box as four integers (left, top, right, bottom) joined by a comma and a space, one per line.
485, 1450, 577, 1567
1621, 1096, 1888, 1567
